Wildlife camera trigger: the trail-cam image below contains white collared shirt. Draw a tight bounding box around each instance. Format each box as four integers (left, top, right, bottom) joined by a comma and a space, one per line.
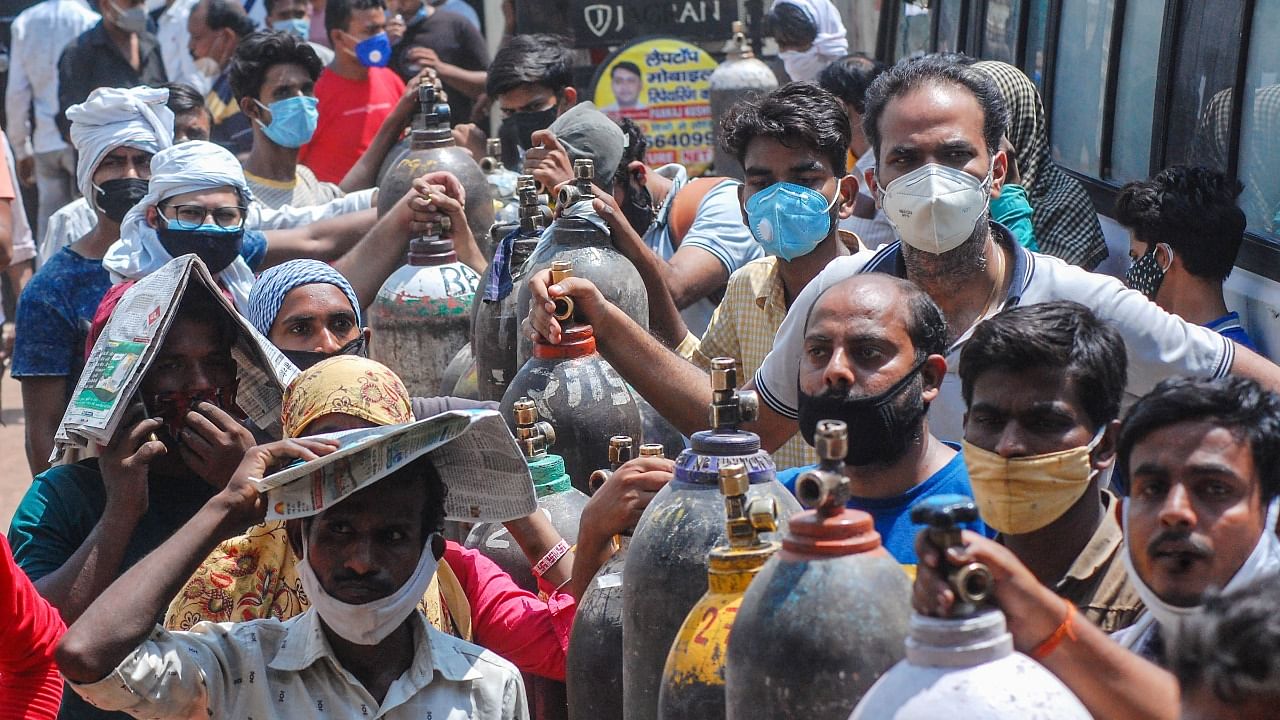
3, 0, 100, 156
71, 609, 529, 720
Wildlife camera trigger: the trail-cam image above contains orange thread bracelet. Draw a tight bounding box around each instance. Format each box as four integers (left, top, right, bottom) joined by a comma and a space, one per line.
1031, 598, 1077, 660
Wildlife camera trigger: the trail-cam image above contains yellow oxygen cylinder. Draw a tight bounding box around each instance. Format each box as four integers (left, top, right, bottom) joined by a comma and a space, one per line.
656, 463, 779, 720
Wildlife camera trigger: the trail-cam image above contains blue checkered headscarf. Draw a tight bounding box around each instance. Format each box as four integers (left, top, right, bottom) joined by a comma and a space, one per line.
246, 260, 362, 337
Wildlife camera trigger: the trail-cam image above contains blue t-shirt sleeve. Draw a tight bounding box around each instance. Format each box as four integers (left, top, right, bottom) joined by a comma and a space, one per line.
6, 466, 94, 582
678, 180, 764, 274
240, 230, 269, 271
11, 285, 77, 378
990, 184, 1038, 252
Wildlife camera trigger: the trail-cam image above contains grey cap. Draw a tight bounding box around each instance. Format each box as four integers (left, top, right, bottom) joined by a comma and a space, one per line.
548, 102, 626, 187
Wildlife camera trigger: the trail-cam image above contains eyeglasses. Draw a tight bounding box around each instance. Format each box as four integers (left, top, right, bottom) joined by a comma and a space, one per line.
162, 204, 248, 230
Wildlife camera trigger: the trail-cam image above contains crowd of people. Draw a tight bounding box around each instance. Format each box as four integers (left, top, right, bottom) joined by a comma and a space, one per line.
0, 0, 1278, 718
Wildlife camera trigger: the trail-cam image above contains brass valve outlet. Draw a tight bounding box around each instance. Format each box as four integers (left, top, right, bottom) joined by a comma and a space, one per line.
794, 420, 850, 515
719, 463, 777, 549
549, 261, 575, 321
480, 138, 503, 172
910, 495, 995, 615
513, 397, 556, 459
557, 159, 596, 208
589, 435, 636, 494
638, 443, 665, 457
708, 357, 759, 431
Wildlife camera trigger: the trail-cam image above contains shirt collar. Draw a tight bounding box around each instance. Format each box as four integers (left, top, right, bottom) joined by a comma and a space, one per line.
752, 256, 784, 311
651, 163, 689, 229
1060, 490, 1125, 584
268, 608, 484, 683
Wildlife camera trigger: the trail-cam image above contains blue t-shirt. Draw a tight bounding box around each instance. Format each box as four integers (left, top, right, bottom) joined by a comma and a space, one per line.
778, 444, 991, 565
12, 236, 269, 384
1205, 311, 1258, 354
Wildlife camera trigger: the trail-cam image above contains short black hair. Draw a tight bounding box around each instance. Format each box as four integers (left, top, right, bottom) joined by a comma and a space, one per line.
325, 0, 385, 40
486, 34, 575, 99
764, 1, 817, 47
1173, 573, 1280, 706
163, 82, 211, 123
959, 302, 1128, 429
721, 82, 851, 177
615, 116, 646, 169
611, 61, 642, 79
1114, 165, 1246, 282
817, 53, 887, 115
229, 30, 323, 103
863, 54, 1009, 162
1117, 376, 1280, 504
203, 0, 257, 38
809, 275, 948, 360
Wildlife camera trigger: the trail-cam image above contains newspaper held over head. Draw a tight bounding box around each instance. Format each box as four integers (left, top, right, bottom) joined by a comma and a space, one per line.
52, 254, 299, 462
258, 409, 538, 523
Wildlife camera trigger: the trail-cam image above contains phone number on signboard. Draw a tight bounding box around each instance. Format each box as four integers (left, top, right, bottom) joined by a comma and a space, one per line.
648, 130, 714, 149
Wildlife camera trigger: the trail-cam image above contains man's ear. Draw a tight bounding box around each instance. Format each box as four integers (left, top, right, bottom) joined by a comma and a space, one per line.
836, 174, 859, 220
1154, 243, 1175, 273
560, 86, 578, 109
146, 205, 164, 229
920, 354, 948, 402
989, 148, 1008, 200
240, 96, 263, 123
286, 519, 305, 558
1090, 419, 1121, 472
737, 182, 748, 226
864, 167, 880, 209
628, 160, 647, 187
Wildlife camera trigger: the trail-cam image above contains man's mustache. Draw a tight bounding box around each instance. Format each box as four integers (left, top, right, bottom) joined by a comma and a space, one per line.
1146, 529, 1213, 560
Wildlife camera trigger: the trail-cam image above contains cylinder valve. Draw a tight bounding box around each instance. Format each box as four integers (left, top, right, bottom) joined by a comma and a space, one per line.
549, 260, 576, 321
708, 357, 759, 431
638, 443, 665, 458
513, 397, 556, 459
719, 463, 777, 549
589, 435, 636, 493
910, 495, 994, 615
794, 420, 850, 516
481, 138, 504, 173
557, 159, 595, 208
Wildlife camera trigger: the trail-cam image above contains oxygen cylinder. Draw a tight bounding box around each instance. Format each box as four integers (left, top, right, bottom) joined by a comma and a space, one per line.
725, 420, 912, 720
482, 137, 522, 226
377, 85, 496, 256
439, 343, 480, 399
514, 159, 649, 368
622, 358, 802, 720
634, 394, 687, 460
709, 22, 779, 179
473, 176, 547, 402
465, 397, 589, 592
500, 261, 645, 492
658, 464, 780, 720
567, 442, 664, 720
852, 495, 1090, 719
369, 220, 480, 397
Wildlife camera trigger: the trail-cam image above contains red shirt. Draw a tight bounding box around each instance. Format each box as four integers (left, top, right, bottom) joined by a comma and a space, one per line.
444, 540, 575, 681
299, 66, 405, 183
0, 534, 65, 720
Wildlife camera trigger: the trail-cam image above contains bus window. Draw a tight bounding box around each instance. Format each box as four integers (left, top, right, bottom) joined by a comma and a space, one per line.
1236, 0, 1280, 240
1110, 0, 1166, 182
1171, 5, 1242, 177
896, 0, 931, 59
1051, 0, 1115, 177
982, 0, 1019, 65
937, 0, 963, 53
1023, 0, 1051, 91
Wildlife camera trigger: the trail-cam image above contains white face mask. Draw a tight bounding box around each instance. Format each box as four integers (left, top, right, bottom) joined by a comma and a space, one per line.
779, 48, 829, 83
878, 163, 991, 254
297, 531, 440, 646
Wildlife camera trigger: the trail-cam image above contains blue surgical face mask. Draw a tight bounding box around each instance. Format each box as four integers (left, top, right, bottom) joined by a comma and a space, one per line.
255, 95, 319, 148
353, 31, 391, 67
272, 17, 311, 39
744, 181, 839, 261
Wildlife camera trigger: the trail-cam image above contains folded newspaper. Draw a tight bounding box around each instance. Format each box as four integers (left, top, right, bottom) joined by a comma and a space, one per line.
256, 409, 538, 523
52, 254, 298, 461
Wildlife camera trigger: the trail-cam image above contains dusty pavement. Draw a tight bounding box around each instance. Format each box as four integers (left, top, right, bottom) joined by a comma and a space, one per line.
0, 369, 31, 533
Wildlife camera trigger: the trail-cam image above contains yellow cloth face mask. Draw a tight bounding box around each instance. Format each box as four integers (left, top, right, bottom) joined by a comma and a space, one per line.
962, 428, 1104, 535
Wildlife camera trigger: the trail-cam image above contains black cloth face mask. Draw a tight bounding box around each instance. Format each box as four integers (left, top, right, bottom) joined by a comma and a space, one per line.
281, 334, 367, 371
797, 358, 929, 467
619, 174, 655, 237
95, 178, 149, 223
156, 224, 245, 273
509, 106, 559, 152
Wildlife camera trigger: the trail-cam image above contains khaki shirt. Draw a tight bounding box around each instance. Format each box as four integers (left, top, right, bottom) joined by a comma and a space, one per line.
72, 609, 529, 720
1055, 491, 1145, 633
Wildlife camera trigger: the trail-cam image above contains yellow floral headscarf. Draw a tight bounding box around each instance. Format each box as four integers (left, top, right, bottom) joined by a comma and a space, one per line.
281, 356, 413, 438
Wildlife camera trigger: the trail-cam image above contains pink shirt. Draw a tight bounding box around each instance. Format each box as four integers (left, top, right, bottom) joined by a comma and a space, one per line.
445, 541, 575, 681
0, 534, 66, 720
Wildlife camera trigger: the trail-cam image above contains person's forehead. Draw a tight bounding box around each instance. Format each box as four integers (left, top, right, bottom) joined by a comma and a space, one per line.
320, 473, 426, 522
104, 146, 152, 161
348, 6, 385, 31
880, 82, 986, 148
277, 283, 356, 321
158, 315, 228, 353
808, 277, 910, 336
743, 136, 831, 175
497, 83, 556, 110
271, 0, 309, 13
970, 365, 1087, 417
163, 185, 240, 205
262, 62, 314, 90
1130, 421, 1254, 474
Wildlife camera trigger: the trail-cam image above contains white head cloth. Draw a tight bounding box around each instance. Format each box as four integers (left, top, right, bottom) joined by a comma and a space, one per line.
772, 0, 849, 58
103, 141, 259, 311
67, 86, 174, 213
1117, 497, 1280, 650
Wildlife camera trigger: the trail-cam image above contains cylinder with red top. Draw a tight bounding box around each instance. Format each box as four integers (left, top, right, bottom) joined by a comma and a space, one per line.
724, 420, 912, 720
500, 260, 644, 491
369, 220, 480, 397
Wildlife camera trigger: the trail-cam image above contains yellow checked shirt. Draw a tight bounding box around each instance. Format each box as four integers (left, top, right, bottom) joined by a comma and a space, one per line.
677, 256, 818, 470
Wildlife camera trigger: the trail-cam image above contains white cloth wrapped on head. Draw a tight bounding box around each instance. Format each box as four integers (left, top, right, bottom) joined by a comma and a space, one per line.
67, 85, 174, 213
103, 141, 259, 311
771, 0, 849, 82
